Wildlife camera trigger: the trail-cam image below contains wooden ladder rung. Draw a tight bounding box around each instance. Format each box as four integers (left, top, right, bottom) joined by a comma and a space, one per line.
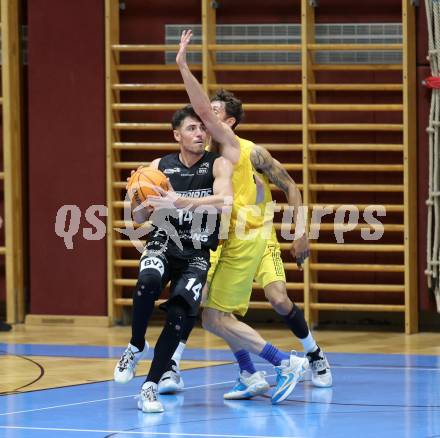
303, 243, 405, 252
113, 84, 186, 91
209, 83, 302, 91
114, 260, 139, 267
308, 164, 403, 172
309, 223, 404, 232
278, 163, 302, 170
114, 278, 139, 286
308, 84, 402, 91
244, 103, 302, 111
113, 142, 178, 150
310, 283, 404, 292
112, 242, 405, 253
309, 104, 403, 111
114, 239, 145, 247
312, 64, 402, 71
208, 44, 301, 51
113, 123, 170, 130
215, 64, 301, 72
236, 124, 302, 131
117, 64, 202, 71
114, 279, 304, 292
113, 201, 130, 208
0, 246, 5, 255
111, 207, 404, 234
308, 123, 403, 132
308, 143, 403, 152
260, 143, 303, 151
113, 161, 150, 169
0, 172, 4, 180
309, 263, 405, 272
112, 44, 202, 51
115, 298, 167, 306
308, 183, 404, 192
114, 258, 299, 272
113, 142, 302, 152
310, 303, 405, 312
113, 123, 303, 132
307, 43, 403, 51
114, 220, 144, 229
275, 223, 404, 232
309, 203, 404, 212
113, 103, 186, 110
113, 182, 130, 189
112, 103, 303, 111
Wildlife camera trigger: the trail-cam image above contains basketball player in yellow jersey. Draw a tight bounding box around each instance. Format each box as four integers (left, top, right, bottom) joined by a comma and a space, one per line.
169, 29, 331, 404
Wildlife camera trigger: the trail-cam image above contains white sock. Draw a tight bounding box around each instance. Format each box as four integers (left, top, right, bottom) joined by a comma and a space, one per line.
171, 341, 186, 367
299, 332, 318, 353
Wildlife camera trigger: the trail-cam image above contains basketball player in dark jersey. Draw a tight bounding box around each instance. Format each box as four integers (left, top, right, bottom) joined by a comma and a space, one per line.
114, 105, 233, 413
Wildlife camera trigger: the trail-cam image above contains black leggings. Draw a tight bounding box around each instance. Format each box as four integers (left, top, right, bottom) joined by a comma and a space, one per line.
146, 296, 190, 384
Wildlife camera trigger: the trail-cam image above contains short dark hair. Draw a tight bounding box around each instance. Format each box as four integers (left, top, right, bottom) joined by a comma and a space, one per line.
171, 104, 202, 129
210, 89, 244, 129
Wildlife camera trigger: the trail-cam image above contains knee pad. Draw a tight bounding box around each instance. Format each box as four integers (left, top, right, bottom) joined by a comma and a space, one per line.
134, 270, 162, 301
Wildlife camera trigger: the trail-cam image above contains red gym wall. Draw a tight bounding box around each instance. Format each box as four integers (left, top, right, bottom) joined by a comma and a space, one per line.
27, 0, 106, 315
25, 0, 434, 317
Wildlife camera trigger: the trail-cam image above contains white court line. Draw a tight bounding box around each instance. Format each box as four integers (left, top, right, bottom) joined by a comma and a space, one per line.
258, 363, 440, 372
1, 363, 438, 418
0, 378, 243, 417
0, 426, 300, 438
335, 365, 440, 372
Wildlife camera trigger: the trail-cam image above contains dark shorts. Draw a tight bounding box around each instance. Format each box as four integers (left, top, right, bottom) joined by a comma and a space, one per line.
139, 243, 210, 317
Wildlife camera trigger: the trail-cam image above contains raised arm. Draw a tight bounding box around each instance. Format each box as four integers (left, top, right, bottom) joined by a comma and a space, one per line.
250, 144, 310, 266
176, 30, 240, 164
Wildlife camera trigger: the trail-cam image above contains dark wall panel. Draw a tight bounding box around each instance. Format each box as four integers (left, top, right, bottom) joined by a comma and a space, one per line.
27, 0, 106, 315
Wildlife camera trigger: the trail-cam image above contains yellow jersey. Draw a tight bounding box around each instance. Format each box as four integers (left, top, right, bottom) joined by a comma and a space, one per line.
227, 136, 266, 232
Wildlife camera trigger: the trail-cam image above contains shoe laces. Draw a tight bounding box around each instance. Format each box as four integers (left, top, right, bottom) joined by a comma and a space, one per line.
118, 348, 135, 371
306, 349, 328, 373
142, 385, 159, 403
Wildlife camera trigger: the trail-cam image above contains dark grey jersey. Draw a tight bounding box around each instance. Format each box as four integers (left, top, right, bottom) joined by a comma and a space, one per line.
154, 151, 221, 255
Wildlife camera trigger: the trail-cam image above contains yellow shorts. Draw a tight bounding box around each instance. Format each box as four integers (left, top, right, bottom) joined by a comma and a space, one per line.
254, 238, 286, 288
205, 234, 267, 316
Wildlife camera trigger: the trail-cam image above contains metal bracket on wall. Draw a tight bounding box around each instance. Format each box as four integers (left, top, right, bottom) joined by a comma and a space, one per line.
211, 1, 220, 8
119, 1, 126, 11
411, 0, 419, 6
309, 0, 318, 6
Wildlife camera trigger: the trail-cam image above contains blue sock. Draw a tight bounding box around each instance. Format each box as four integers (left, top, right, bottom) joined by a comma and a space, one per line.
234, 349, 257, 374
258, 343, 289, 366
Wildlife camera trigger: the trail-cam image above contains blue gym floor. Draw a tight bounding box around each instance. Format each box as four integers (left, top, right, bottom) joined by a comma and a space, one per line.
0, 344, 439, 438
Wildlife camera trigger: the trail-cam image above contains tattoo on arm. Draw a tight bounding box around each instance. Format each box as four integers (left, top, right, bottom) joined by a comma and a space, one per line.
250, 146, 293, 194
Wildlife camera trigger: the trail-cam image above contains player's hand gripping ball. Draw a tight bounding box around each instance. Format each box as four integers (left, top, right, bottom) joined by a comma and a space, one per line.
126, 167, 168, 206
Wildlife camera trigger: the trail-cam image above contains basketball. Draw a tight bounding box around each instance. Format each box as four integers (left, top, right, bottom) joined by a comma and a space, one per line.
127, 167, 168, 204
